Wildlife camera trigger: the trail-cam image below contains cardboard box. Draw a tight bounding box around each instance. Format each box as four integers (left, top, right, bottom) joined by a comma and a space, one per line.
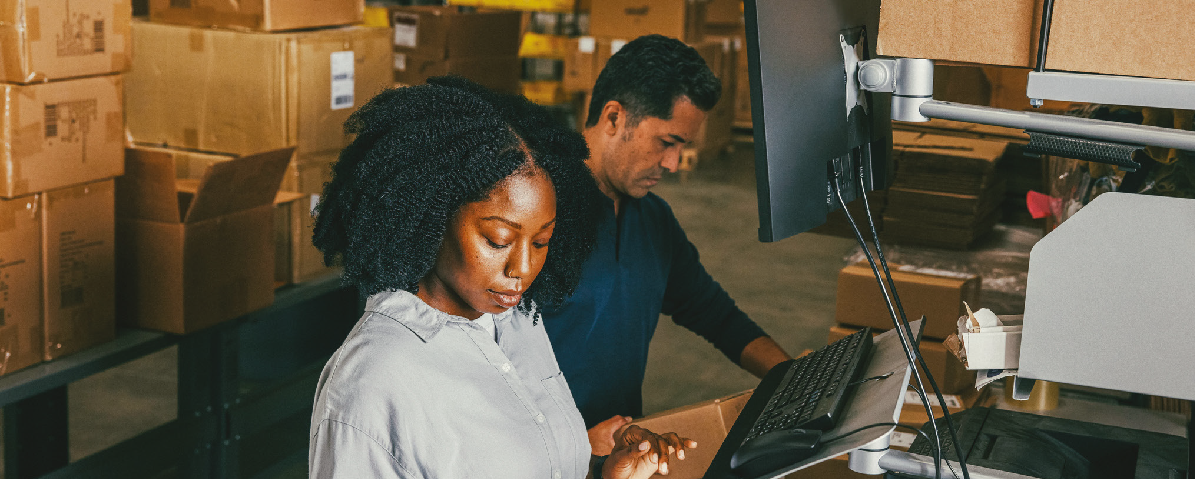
563, 36, 600, 92
388, 6, 521, 60
630, 390, 754, 479
829, 325, 975, 394
691, 37, 738, 153
149, 0, 363, 32
0, 0, 132, 83
126, 22, 393, 158
703, 0, 742, 26
1, 74, 125, 199
0, 194, 44, 375
115, 148, 293, 334
131, 145, 336, 285
392, 54, 521, 94
834, 262, 980, 341
877, 0, 1195, 82
42, 179, 116, 361
590, 0, 704, 43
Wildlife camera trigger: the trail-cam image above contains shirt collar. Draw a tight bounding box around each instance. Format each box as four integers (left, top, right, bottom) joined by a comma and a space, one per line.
365, 290, 518, 342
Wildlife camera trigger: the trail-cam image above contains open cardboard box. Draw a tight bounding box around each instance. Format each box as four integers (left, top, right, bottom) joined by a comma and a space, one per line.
115, 147, 293, 334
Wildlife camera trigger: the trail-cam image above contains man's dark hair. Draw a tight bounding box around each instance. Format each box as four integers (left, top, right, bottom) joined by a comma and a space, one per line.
313, 76, 602, 310
586, 34, 722, 128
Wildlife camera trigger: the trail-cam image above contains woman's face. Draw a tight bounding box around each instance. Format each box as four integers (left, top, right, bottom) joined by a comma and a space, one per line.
417, 168, 557, 320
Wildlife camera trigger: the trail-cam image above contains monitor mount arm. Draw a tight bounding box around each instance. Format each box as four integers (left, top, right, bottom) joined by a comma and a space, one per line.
852, 58, 1195, 171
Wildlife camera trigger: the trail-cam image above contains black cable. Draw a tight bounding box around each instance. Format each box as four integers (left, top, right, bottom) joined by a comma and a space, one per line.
821, 422, 931, 447
829, 166, 942, 479
855, 152, 972, 479
1034, 0, 1056, 72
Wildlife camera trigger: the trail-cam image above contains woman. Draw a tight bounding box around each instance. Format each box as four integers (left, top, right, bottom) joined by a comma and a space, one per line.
308, 77, 694, 479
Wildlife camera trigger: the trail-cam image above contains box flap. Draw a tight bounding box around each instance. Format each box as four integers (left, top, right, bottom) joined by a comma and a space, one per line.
118, 148, 183, 223
183, 147, 294, 224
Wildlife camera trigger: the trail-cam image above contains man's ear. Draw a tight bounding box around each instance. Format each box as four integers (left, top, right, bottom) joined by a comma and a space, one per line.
599, 100, 625, 136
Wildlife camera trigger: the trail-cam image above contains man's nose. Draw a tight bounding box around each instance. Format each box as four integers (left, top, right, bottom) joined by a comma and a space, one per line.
661, 150, 680, 173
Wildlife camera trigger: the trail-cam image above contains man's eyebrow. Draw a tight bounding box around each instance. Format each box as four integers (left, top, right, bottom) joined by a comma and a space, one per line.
480, 216, 522, 229
668, 134, 688, 143
538, 218, 557, 231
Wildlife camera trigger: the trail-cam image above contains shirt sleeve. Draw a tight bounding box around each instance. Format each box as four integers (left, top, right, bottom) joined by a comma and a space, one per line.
310, 419, 414, 479
659, 207, 768, 364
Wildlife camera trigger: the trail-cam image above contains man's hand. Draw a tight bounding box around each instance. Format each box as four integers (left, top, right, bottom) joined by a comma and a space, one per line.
602, 425, 697, 479
588, 415, 633, 456
739, 336, 791, 379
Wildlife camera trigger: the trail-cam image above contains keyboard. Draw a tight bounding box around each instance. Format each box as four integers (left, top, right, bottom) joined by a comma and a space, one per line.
742, 327, 874, 442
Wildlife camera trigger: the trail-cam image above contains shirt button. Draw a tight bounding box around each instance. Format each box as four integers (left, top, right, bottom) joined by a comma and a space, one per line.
536, 413, 546, 423
553, 469, 561, 479
500, 363, 512, 373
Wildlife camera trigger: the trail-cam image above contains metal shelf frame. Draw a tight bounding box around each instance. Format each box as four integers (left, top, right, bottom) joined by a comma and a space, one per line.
1, 272, 362, 479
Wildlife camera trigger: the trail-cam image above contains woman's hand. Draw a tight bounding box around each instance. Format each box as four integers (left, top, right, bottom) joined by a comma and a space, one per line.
601, 425, 697, 479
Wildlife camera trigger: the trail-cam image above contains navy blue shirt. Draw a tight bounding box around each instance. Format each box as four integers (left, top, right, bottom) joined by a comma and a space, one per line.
543, 193, 767, 428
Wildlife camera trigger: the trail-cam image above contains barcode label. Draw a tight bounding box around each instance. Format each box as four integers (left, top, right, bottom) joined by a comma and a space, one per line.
578, 36, 596, 53
61, 286, 84, 308
611, 39, 627, 54
391, 13, 419, 48
45, 105, 59, 138
93, 20, 105, 52
394, 53, 407, 71
330, 51, 354, 110
891, 431, 915, 448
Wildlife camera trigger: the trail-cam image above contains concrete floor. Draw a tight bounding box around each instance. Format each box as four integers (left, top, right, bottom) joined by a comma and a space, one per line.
3, 137, 860, 477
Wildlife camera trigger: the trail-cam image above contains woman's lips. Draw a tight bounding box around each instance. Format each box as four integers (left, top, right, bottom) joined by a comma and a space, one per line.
489, 289, 522, 308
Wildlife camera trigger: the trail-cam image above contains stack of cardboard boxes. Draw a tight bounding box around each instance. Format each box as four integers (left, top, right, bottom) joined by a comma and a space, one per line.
0, 0, 131, 375
388, 6, 523, 94
564, 0, 740, 166
122, 0, 392, 333
881, 129, 1013, 249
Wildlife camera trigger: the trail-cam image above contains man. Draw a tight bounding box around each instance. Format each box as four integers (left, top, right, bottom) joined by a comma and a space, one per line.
542, 35, 792, 455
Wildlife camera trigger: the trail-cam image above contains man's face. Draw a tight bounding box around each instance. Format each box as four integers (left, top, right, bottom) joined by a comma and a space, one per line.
597, 97, 706, 200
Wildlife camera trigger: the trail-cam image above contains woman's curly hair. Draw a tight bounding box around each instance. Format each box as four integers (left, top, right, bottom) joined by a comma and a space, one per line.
313, 76, 602, 310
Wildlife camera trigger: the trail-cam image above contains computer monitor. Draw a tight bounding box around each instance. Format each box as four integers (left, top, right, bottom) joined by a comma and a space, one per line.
745, 0, 893, 242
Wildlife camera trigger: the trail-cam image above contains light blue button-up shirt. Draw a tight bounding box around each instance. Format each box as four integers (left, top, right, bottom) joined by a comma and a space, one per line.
309, 290, 591, 478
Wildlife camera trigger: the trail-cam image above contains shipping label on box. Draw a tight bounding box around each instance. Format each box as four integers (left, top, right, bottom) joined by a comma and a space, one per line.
42, 179, 116, 361
126, 22, 391, 157
149, 0, 363, 31
1, 0, 132, 83
1, 74, 125, 198
0, 194, 44, 375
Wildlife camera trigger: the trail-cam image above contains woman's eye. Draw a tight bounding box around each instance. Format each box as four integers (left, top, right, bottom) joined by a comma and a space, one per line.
486, 239, 509, 249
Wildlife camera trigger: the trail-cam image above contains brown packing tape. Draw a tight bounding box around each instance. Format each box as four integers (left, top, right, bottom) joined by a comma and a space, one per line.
111, 52, 127, 72
25, 6, 38, 42
189, 29, 205, 52
106, 111, 122, 142
183, 128, 199, 148
12, 121, 42, 165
